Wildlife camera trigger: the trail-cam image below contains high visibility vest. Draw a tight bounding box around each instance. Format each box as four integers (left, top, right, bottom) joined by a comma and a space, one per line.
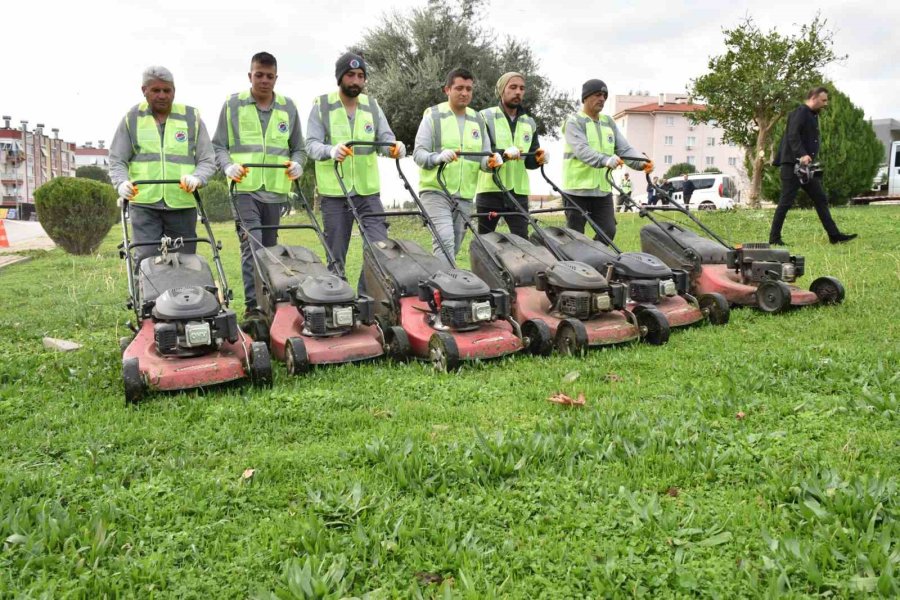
418, 103, 484, 200
225, 90, 293, 194
562, 112, 616, 193
622, 178, 632, 194
126, 102, 199, 208
476, 107, 535, 195
313, 92, 380, 196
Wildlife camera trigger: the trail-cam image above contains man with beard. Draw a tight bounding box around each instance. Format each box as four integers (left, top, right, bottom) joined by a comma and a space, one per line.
306, 52, 405, 290
474, 72, 548, 239
769, 86, 856, 245
413, 68, 500, 267
109, 66, 216, 266
213, 51, 307, 321
562, 79, 653, 242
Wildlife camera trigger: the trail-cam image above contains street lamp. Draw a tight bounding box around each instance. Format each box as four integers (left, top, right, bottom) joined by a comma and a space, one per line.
19, 120, 28, 219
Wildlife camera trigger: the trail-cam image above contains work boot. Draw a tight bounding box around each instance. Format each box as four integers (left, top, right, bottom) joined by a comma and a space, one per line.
829, 233, 858, 244
769, 238, 788, 246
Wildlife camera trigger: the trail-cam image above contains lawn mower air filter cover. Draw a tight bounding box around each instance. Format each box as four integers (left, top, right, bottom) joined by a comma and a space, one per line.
295, 274, 356, 305
427, 269, 490, 299
152, 286, 220, 320
614, 252, 673, 279
546, 261, 608, 290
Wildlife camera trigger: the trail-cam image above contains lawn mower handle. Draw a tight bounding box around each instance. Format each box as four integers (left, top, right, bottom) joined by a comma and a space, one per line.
641, 171, 733, 249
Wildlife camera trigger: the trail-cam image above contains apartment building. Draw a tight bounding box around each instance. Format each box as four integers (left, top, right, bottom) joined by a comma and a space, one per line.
74, 141, 110, 170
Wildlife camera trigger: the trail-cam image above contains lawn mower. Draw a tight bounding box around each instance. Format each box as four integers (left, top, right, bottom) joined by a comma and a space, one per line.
436, 152, 641, 355
119, 180, 270, 405
636, 169, 845, 312
334, 141, 523, 370
230, 164, 384, 375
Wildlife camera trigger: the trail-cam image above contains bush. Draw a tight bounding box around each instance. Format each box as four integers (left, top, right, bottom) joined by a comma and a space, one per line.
199, 179, 235, 223
34, 177, 118, 255
663, 162, 697, 179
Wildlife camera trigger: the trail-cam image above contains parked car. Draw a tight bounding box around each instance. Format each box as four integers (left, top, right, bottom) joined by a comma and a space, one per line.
666, 173, 737, 210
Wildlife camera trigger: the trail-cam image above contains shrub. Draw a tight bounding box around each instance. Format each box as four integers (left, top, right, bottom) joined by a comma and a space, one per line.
34, 177, 118, 255
199, 179, 234, 223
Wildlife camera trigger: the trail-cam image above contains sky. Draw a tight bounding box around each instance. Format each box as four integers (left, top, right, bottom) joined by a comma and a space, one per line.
4, 0, 898, 203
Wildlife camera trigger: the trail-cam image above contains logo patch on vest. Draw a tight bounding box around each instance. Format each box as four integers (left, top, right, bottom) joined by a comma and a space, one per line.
471, 129, 480, 140
523, 133, 531, 143
278, 121, 288, 134
364, 123, 374, 134
607, 134, 614, 145
174, 130, 187, 143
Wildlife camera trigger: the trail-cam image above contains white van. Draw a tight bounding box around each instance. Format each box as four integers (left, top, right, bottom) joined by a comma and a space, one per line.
665, 173, 737, 210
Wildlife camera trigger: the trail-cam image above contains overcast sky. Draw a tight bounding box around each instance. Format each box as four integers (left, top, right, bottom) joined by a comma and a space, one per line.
4, 0, 898, 201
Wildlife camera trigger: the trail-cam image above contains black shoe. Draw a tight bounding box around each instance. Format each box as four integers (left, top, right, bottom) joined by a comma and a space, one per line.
829, 233, 858, 244
769, 238, 787, 246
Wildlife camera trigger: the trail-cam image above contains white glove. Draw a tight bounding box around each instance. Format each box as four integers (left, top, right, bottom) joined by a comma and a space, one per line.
180, 174, 202, 193
117, 181, 135, 200
390, 141, 407, 159
504, 146, 521, 160
224, 163, 246, 181
285, 161, 303, 180
330, 144, 350, 162
437, 149, 458, 164
605, 155, 623, 169
488, 153, 504, 169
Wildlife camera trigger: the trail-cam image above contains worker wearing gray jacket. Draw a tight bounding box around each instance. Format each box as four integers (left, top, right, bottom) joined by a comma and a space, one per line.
413, 68, 500, 267
562, 79, 654, 241
212, 51, 307, 319
109, 66, 216, 266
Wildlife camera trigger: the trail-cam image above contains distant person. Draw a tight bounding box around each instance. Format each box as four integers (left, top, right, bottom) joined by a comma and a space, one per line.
647, 176, 659, 206
109, 66, 216, 265
769, 86, 856, 245
681, 173, 695, 205
561, 79, 653, 241
213, 51, 306, 321
617, 172, 632, 212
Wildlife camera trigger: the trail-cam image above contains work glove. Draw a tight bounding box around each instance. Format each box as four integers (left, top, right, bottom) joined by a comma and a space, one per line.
487, 153, 504, 169
389, 141, 407, 159
605, 155, 624, 169
437, 149, 458, 164
117, 181, 136, 200
224, 163, 247, 182
642, 160, 655, 174
535, 148, 549, 165
503, 146, 521, 160
330, 144, 352, 162
179, 174, 202, 193
284, 161, 303, 180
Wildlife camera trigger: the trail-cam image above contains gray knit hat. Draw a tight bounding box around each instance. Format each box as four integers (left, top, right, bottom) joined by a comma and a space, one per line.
581, 79, 609, 100
335, 52, 367, 83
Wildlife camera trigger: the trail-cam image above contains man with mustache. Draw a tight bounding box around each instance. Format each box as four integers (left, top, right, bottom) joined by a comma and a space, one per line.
474, 72, 548, 239
213, 51, 307, 322
306, 52, 405, 290
562, 79, 653, 242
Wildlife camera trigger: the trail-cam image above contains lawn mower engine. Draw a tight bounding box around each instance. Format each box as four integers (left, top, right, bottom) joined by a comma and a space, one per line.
726, 243, 804, 284
610, 253, 689, 304
536, 261, 625, 320
151, 286, 239, 356
292, 274, 375, 337
418, 269, 510, 332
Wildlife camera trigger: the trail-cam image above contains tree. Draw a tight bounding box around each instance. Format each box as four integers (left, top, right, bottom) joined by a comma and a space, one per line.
703, 167, 722, 174
759, 85, 883, 206
351, 0, 575, 148
75, 165, 111, 184
664, 163, 697, 179
688, 15, 844, 207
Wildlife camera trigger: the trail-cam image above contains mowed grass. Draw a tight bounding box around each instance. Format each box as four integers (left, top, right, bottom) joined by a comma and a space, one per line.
0, 204, 898, 598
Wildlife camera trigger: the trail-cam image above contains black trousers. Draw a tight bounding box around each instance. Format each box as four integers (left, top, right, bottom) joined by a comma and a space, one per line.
129, 204, 198, 266
475, 191, 529, 239
769, 164, 839, 241
564, 193, 616, 242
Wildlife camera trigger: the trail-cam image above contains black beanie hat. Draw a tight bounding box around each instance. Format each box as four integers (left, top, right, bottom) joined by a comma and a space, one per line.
581, 79, 609, 101
335, 52, 367, 84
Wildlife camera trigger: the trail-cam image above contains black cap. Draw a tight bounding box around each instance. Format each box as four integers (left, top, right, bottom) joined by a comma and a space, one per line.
582, 79, 608, 101
335, 52, 367, 84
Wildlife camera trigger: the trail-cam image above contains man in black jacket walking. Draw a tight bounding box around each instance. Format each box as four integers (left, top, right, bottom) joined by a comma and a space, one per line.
769, 86, 856, 245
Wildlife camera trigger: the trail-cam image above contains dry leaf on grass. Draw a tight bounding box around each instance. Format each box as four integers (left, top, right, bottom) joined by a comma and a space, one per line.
605, 373, 623, 382
241, 468, 256, 481
415, 571, 444, 585
547, 392, 586, 406
736, 411, 746, 420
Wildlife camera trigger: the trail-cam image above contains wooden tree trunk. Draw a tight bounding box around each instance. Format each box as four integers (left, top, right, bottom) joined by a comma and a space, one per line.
748, 124, 771, 209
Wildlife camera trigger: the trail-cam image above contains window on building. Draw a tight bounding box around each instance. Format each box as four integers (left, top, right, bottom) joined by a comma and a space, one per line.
664, 155, 673, 164
728, 157, 738, 166
664, 136, 673, 146
707, 137, 716, 146
687, 156, 696, 165
686, 136, 696, 148
665, 116, 675, 126
705, 156, 715, 166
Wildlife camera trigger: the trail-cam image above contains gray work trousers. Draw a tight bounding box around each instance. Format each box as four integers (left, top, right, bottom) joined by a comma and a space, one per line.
418, 190, 472, 269
320, 194, 388, 293
129, 204, 198, 266
564, 193, 617, 242
233, 194, 284, 310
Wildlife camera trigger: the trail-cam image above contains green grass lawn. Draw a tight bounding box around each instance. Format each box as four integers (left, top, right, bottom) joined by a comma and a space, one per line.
1, 205, 898, 598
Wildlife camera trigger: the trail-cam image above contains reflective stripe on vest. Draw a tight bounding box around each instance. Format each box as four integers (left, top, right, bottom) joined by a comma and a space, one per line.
126, 102, 198, 208
314, 92, 380, 196
476, 107, 535, 195
226, 90, 293, 194
418, 103, 484, 199
562, 112, 616, 193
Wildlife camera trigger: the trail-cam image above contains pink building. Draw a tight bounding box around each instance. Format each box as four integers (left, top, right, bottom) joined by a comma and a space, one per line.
611, 93, 748, 201
74, 142, 110, 170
